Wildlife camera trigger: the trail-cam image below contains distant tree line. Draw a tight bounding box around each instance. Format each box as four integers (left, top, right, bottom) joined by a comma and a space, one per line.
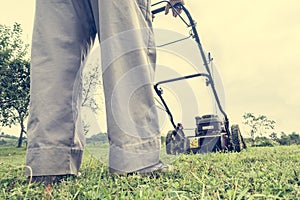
0, 133, 26, 146
243, 132, 300, 147
86, 133, 108, 144
270, 132, 300, 146
242, 112, 300, 147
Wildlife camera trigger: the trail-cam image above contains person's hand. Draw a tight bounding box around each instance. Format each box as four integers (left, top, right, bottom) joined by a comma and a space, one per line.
165, 0, 185, 17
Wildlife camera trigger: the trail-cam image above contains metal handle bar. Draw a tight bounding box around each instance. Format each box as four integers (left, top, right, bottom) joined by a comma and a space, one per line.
151, 6, 165, 15
154, 73, 211, 129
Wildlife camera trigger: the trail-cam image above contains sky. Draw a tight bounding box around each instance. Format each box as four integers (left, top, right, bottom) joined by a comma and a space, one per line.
1, 0, 300, 137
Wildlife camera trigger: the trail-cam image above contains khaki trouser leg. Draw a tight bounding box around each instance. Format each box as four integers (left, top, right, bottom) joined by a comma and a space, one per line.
26, 0, 96, 176
93, 0, 161, 172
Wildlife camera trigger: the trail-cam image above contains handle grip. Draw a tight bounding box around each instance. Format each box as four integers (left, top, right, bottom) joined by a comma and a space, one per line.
151, 6, 165, 15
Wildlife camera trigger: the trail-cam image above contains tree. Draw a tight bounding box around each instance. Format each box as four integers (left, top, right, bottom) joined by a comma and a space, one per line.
269, 132, 279, 142
278, 132, 289, 145
289, 132, 300, 145
242, 113, 276, 145
81, 60, 104, 135
281, 132, 300, 145
81, 61, 102, 113
0, 23, 30, 148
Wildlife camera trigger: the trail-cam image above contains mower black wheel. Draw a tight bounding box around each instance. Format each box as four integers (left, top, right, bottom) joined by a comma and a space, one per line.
220, 134, 228, 150
166, 130, 185, 155
230, 124, 245, 152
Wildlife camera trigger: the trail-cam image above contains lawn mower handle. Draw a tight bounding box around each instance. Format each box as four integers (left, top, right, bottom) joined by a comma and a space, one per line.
152, 1, 232, 138
152, 6, 165, 15
151, 1, 183, 15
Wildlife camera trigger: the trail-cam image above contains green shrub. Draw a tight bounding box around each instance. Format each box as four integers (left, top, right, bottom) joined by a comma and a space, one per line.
253, 137, 279, 147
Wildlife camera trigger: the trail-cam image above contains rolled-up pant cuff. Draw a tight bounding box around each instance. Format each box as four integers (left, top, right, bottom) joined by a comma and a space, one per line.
25, 148, 83, 176
109, 144, 160, 173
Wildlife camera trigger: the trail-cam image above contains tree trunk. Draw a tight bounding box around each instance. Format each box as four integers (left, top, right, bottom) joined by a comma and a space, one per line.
251, 130, 255, 146
17, 117, 25, 148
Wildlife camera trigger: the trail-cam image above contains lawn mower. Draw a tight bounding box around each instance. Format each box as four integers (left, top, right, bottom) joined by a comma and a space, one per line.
152, 1, 247, 154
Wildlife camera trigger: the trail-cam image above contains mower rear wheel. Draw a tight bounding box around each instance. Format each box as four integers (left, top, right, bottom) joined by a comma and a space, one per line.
230, 125, 245, 152
166, 130, 185, 155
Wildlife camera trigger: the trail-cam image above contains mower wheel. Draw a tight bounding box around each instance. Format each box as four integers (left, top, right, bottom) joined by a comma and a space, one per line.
166, 130, 185, 155
230, 125, 245, 152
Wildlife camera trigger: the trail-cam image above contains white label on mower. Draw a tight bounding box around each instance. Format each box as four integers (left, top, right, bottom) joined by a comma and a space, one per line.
202, 125, 214, 130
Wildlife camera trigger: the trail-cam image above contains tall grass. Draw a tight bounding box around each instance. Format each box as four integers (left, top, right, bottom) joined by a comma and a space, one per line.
1, 145, 299, 199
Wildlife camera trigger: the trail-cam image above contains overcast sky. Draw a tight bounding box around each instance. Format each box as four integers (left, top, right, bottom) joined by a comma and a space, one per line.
1, 0, 300, 137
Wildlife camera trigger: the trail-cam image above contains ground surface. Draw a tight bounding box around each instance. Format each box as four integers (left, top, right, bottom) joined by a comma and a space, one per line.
1, 145, 299, 199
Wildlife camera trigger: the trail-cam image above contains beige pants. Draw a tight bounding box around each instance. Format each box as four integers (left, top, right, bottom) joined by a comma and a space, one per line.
26, 0, 160, 176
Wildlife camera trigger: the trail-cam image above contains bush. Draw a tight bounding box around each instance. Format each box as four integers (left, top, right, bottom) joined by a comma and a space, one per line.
0, 139, 7, 145
253, 137, 279, 147
277, 132, 300, 146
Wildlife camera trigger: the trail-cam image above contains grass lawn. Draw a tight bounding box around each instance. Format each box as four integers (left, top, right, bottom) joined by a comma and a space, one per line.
1, 145, 299, 199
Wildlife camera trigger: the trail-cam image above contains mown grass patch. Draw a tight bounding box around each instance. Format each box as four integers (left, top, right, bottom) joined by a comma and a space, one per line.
1, 145, 299, 199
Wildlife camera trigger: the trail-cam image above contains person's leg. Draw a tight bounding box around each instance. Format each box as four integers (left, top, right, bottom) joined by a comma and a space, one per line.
26, 0, 97, 176
92, 0, 161, 173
